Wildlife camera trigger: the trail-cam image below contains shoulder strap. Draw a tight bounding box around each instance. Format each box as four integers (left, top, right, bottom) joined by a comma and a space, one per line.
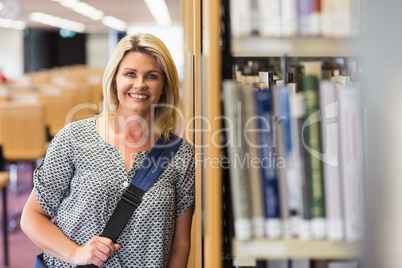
76, 135, 183, 268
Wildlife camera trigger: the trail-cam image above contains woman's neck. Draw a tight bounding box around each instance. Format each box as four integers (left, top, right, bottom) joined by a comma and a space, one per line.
113, 114, 157, 150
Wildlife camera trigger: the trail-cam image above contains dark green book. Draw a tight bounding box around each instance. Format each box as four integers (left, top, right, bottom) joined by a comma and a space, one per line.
302, 75, 326, 240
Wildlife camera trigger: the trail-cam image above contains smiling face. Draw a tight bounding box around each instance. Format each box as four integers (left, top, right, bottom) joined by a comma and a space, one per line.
114, 51, 165, 119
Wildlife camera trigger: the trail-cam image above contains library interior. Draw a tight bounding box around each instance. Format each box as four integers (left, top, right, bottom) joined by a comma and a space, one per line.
0, 0, 401, 267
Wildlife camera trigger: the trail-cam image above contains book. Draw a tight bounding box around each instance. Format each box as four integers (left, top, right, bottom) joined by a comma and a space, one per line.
241, 84, 265, 238
278, 84, 301, 237
319, 80, 344, 241
272, 85, 291, 238
338, 86, 364, 241
259, 71, 274, 87
254, 84, 282, 239
289, 92, 310, 239
281, 0, 298, 37
328, 260, 359, 268
230, 0, 253, 37
297, 0, 312, 36
291, 259, 311, 268
321, 0, 351, 37
301, 61, 322, 81
257, 0, 282, 37
334, 75, 351, 89
309, 0, 322, 36
302, 75, 326, 240
222, 80, 252, 241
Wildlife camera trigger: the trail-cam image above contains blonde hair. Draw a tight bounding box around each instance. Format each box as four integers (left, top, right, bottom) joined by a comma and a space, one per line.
102, 33, 179, 141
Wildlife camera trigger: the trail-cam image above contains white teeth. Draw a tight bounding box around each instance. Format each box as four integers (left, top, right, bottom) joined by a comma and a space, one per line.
130, 94, 148, 99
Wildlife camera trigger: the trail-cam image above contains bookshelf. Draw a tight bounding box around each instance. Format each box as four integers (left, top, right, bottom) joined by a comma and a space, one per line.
196, 0, 365, 266
182, 0, 202, 267
231, 37, 361, 57
233, 239, 361, 260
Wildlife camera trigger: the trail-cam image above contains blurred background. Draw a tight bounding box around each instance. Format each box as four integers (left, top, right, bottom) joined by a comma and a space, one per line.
0, 0, 402, 268
0, 0, 186, 267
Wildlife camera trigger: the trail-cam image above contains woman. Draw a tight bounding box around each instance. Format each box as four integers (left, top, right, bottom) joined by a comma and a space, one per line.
21, 33, 195, 267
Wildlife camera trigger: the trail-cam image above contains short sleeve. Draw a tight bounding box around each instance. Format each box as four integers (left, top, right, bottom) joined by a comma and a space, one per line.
34, 124, 75, 218
175, 141, 195, 218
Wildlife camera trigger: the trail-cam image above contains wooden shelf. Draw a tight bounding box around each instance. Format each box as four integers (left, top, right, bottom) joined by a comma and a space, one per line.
231, 37, 361, 57
233, 238, 362, 260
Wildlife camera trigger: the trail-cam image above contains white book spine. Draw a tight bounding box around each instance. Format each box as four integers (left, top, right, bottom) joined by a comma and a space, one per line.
222, 80, 253, 241
320, 80, 344, 241
338, 86, 365, 241
258, 0, 282, 37
281, 0, 298, 37
230, 0, 253, 37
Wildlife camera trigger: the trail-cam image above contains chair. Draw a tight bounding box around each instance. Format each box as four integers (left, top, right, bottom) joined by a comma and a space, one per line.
38, 89, 74, 138
0, 102, 47, 163
0, 102, 47, 235
0, 102, 47, 192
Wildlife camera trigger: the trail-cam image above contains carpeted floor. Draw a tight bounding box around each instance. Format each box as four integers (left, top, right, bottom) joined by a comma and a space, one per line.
0, 162, 42, 268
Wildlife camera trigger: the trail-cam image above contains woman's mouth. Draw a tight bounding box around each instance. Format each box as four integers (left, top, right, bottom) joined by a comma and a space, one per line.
128, 93, 149, 100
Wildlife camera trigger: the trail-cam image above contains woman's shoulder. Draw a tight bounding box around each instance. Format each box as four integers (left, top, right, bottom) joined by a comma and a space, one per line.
174, 138, 195, 160
54, 117, 97, 140
179, 138, 194, 151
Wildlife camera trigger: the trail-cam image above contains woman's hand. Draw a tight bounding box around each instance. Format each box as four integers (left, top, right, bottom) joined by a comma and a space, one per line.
21, 190, 121, 266
72, 236, 120, 266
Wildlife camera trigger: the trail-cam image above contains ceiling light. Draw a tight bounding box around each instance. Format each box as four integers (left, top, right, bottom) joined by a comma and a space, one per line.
58, 0, 104, 21
29, 12, 85, 32
144, 0, 171, 27
102, 16, 127, 32
0, 17, 26, 30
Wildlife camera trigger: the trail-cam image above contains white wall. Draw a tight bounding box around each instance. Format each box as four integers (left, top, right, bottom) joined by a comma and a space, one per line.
0, 28, 24, 79
362, 1, 402, 267
85, 33, 110, 68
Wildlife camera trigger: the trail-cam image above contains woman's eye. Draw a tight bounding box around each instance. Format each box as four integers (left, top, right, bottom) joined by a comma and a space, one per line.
147, 74, 157, 79
126, 72, 135, 77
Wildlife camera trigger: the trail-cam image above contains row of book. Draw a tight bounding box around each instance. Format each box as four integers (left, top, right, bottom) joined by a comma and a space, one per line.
222, 68, 365, 242
230, 0, 361, 38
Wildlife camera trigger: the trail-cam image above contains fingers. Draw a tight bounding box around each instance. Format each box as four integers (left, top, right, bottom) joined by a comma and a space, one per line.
73, 236, 120, 266
96, 236, 120, 255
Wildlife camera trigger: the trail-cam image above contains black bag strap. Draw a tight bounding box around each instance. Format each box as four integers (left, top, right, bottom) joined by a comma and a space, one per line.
77, 135, 183, 268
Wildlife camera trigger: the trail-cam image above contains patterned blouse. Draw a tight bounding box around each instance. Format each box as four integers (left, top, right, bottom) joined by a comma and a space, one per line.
34, 117, 195, 267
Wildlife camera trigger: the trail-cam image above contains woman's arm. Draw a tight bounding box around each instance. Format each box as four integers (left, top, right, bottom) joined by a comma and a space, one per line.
168, 205, 194, 268
21, 190, 120, 266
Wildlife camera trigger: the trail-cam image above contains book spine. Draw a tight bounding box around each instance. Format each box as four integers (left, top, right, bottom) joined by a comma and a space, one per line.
281, 0, 298, 37
242, 84, 265, 238
289, 91, 311, 239
302, 75, 326, 240
322, 0, 351, 37
309, 0, 322, 36
319, 80, 344, 241
272, 86, 291, 238
320, 0, 331, 37
278, 85, 301, 237
222, 80, 252, 241
338, 86, 364, 241
230, 0, 253, 37
254, 88, 282, 239
297, 0, 312, 36
257, 0, 282, 37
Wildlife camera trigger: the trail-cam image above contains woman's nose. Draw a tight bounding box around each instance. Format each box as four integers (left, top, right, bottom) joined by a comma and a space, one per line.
134, 77, 147, 89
